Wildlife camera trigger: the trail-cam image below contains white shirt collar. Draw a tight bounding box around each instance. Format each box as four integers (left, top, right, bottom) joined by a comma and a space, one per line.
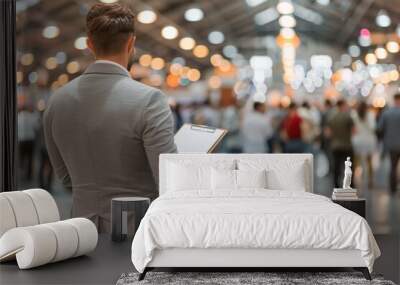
94, 60, 127, 72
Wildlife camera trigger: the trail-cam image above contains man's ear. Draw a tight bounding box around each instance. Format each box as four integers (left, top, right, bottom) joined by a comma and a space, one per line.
87, 37, 96, 55
127, 35, 135, 54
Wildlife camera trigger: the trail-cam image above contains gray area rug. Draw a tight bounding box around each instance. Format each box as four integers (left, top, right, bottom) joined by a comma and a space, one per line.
117, 272, 396, 285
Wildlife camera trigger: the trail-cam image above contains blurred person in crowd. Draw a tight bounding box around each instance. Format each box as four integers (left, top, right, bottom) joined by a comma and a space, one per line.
197, 98, 221, 128
326, 99, 354, 188
267, 103, 287, 153
320, 99, 334, 170
44, 3, 176, 232
298, 102, 320, 153
282, 102, 306, 153
221, 104, 242, 153
18, 105, 38, 181
351, 101, 376, 187
169, 100, 183, 133
242, 102, 273, 153
377, 93, 400, 194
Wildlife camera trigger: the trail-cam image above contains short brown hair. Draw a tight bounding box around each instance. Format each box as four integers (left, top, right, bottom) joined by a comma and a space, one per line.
86, 3, 135, 55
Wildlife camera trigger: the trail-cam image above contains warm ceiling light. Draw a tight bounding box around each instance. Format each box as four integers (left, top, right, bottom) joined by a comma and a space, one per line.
208, 31, 224, 45
161, 26, 178, 40
187, 68, 201, 82
179, 66, 190, 76
139, 54, 152, 67
20, 53, 34, 66
193, 45, 209, 58
375, 47, 388, 59
58, 73, 69, 85
151, 57, 165, 70
208, 75, 221, 89
277, 0, 294, 15
166, 74, 180, 88
219, 60, 232, 72
279, 15, 296, 28
45, 57, 58, 70
74, 37, 87, 50
210, 54, 223, 67
376, 9, 391, 28
179, 37, 196, 50
365, 53, 377, 65
386, 41, 399, 53
170, 63, 183, 75
67, 61, 80, 74
184, 8, 204, 22
42, 25, 60, 39
280, 28, 295, 39
137, 10, 157, 24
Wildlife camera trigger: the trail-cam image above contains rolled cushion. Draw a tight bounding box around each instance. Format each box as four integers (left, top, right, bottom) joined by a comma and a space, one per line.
0, 226, 57, 269
0, 218, 98, 269
64, 218, 98, 257
0, 191, 39, 227
0, 196, 17, 237
42, 221, 79, 262
23, 189, 60, 224
0, 189, 60, 238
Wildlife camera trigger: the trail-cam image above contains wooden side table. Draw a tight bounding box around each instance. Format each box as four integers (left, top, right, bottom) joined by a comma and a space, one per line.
332, 198, 366, 218
111, 197, 150, 242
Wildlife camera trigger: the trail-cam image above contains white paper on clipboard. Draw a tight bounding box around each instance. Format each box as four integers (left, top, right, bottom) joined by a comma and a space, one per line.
174, 124, 227, 153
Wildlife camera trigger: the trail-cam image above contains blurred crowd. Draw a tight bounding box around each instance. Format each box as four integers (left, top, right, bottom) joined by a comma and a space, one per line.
17, 89, 400, 194
170, 93, 400, 193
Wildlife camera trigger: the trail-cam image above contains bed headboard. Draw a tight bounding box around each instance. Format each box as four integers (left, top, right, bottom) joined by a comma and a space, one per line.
159, 154, 313, 195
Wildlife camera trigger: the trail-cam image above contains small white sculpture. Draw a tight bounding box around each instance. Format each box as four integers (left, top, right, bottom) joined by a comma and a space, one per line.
342, 157, 353, 189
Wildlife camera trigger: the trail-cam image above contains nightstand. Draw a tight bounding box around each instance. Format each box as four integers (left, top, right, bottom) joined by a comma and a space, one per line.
332, 198, 366, 218
111, 197, 150, 242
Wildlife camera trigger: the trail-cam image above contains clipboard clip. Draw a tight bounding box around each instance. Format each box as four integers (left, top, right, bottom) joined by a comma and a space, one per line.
190, 124, 216, 133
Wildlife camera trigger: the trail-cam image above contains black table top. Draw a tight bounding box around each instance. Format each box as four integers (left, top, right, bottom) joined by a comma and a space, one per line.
0, 234, 133, 285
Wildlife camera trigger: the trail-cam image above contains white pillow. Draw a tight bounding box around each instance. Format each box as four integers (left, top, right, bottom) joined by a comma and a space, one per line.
238, 159, 306, 191
166, 160, 235, 192
211, 169, 267, 191
211, 168, 236, 190
236, 169, 267, 189
167, 163, 210, 191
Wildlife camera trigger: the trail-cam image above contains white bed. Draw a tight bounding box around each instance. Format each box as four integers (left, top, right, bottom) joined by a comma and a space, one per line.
131, 154, 380, 280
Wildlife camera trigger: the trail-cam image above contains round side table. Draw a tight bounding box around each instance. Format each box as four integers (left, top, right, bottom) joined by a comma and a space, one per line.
111, 197, 150, 242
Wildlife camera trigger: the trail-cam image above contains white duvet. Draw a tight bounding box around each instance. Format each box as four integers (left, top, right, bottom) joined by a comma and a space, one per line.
131, 190, 380, 273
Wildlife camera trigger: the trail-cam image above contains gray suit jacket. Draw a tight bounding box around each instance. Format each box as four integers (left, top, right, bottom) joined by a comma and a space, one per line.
44, 61, 177, 232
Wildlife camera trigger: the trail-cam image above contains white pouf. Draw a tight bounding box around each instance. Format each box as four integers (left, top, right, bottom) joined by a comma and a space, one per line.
0, 189, 98, 269
0, 218, 98, 269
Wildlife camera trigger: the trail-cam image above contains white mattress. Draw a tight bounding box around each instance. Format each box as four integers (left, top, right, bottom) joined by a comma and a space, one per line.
131, 190, 380, 273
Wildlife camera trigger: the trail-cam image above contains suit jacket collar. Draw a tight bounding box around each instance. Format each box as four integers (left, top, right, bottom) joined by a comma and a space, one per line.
83, 61, 131, 78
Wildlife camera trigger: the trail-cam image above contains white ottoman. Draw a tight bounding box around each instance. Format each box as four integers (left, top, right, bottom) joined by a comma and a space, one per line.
0, 189, 98, 269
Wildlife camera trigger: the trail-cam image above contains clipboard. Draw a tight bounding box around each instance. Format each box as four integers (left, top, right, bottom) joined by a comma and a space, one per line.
174, 124, 228, 153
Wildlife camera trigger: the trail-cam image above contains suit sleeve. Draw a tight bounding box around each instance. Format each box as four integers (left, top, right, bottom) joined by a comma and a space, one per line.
142, 90, 177, 184
43, 103, 72, 191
